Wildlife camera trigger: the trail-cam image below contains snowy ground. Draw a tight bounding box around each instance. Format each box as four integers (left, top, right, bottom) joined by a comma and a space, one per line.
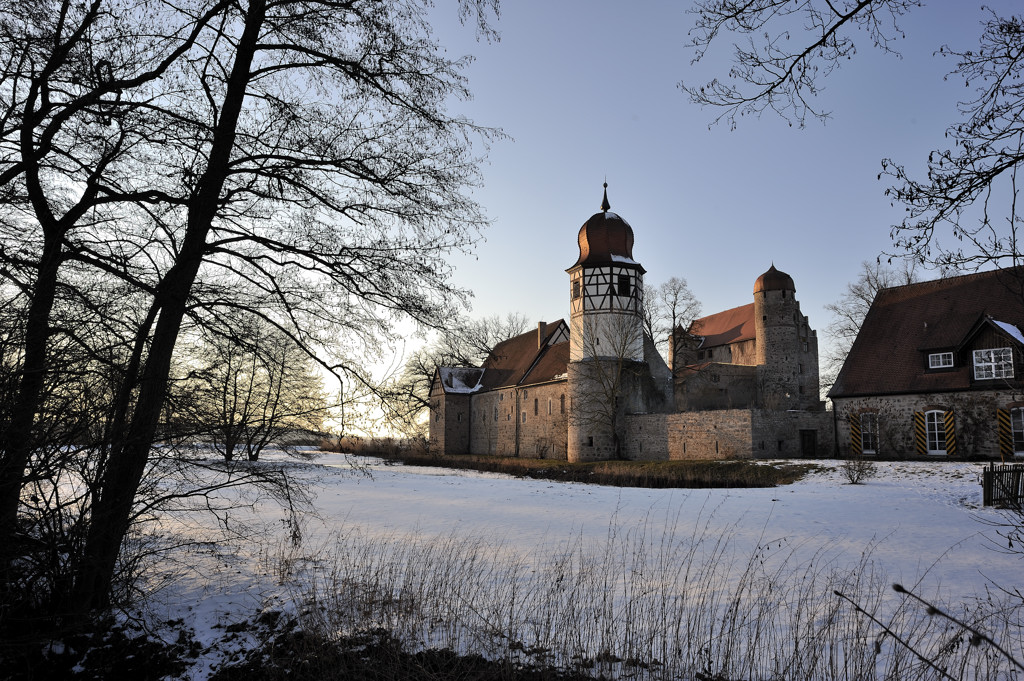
140, 455, 1022, 679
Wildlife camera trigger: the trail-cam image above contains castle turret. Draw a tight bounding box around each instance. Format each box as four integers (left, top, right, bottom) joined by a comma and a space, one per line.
566, 185, 646, 461
753, 265, 819, 410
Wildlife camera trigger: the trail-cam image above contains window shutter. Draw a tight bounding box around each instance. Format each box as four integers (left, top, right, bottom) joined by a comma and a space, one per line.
849, 414, 862, 456
944, 410, 957, 457
913, 411, 927, 456
998, 408, 1013, 460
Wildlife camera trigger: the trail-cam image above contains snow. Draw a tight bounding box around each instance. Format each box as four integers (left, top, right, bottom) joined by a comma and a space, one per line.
439, 366, 484, 393
610, 254, 638, 265
139, 455, 1022, 679
993, 319, 1024, 346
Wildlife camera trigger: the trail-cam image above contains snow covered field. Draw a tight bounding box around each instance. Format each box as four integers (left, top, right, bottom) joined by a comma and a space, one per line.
146, 455, 1024, 680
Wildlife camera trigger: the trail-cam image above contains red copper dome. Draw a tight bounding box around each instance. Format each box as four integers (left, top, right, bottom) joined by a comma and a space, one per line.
753, 264, 795, 294
570, 184, 641, 269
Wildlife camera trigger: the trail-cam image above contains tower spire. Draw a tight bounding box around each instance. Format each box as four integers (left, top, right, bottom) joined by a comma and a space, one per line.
601, 181, 610, 212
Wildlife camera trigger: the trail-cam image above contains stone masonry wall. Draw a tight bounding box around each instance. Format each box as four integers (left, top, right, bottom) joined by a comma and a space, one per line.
515, 382, 569, 458
624, 410, 754, 460
468, 388, 518, 456
751, 409, 834, 458
624, 408, 834, 460
832, 391, 1017, 459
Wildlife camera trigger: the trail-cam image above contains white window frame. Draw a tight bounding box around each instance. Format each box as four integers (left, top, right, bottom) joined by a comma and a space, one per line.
860, 412, 879, 454
974, 347, 1014, 380
925, 410, 947, 455
929, 352, 953, 369
1013, 407, 1024, 456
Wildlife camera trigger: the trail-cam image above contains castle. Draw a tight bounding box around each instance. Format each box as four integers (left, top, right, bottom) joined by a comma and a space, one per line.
429, 186, 834, 461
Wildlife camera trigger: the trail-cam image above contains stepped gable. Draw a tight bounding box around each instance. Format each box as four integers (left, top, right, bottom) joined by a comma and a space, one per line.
690, 303, 756, 348
479, 320, 567, 390
830, 267, 1024, 398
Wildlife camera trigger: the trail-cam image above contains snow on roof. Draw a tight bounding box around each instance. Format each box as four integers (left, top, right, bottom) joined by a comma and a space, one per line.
439, 367, 484, 393
604, 211, 631, 226
993, 319, 1024, 345
610, 254, 638, 265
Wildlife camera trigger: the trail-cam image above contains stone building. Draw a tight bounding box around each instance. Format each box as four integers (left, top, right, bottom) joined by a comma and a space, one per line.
830, 267, 1024, 459
429, 186, 832, 460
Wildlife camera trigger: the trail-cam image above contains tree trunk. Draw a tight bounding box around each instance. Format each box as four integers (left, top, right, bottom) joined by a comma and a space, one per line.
0, 233, 62, 564
69, 0, 268, 615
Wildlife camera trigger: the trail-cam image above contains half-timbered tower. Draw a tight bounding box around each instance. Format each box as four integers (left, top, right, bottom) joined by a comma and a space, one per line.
566, 183, 645, 363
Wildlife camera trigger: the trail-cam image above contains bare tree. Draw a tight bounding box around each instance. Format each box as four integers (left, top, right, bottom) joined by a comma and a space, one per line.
643, 277, 702, 363
386, 313, 528, 437
822, 259, 920, 392
172, 315, 332, 462
682, 3, 1024, 272
570, 314, 645, 460
0, 0, 501, 622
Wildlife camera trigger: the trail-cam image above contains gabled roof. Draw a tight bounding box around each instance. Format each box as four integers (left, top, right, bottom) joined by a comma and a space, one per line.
829, 267, 1024, 398
478, 320, 569, 391
690, 303, 756, 348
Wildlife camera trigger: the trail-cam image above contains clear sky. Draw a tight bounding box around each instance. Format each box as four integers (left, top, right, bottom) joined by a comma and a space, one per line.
420, 2, 1015, 359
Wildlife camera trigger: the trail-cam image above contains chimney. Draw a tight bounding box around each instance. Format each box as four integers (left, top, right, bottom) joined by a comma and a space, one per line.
537, 321, 545, 349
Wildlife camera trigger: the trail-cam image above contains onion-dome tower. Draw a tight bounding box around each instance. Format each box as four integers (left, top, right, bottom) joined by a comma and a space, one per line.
566, 183, 646, 362
566, 184, 647, 462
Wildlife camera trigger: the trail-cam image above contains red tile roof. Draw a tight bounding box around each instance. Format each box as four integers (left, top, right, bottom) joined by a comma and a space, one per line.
829, 267, 1024, 398
690, 303, 756, 348
479, 320, 569, 390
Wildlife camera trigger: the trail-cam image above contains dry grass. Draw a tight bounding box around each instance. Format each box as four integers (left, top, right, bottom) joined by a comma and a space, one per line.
329, 448, 817, 489
234, 515, 1024, 681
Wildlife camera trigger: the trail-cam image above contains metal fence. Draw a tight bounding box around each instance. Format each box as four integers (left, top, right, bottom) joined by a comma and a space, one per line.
983, 462, 1024, 508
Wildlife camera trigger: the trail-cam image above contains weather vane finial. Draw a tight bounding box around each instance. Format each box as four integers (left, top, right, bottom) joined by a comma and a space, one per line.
601, 180, 610, 213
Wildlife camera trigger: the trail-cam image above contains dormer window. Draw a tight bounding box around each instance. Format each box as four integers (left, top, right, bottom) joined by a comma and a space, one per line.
928, 352, 954, 369
974, 347, 1014, 380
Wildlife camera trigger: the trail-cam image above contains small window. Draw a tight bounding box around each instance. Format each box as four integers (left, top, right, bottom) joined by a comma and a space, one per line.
494, 407, 498, 422
572, 279, 580, 299
534, 398, 538, 416
560, 394, 566, 414
974, 348, 1014, 379
521, 412, 526, 423
929, 352, 954, 369
617, 274, 630, 297
523, 389, 528, 398
548, 398, 552, 415
457, 413, 462, 422
586, 436, 594, 447
500, 393, 504, 401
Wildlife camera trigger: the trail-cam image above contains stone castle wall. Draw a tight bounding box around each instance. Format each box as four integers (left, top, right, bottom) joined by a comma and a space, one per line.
623, 409, 834, 460
469, 383, 569, 458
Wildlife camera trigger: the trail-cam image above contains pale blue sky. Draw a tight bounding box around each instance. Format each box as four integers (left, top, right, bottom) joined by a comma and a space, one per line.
429, 2, 1014, 352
